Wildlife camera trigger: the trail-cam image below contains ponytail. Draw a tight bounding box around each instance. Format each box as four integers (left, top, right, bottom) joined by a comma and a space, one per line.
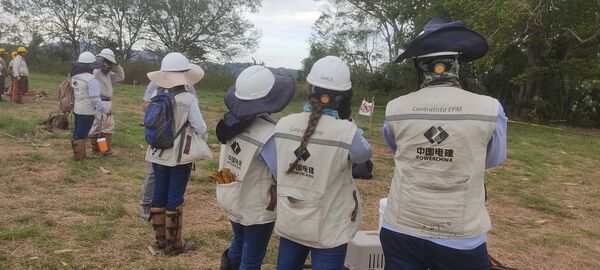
285, 98, 324, 174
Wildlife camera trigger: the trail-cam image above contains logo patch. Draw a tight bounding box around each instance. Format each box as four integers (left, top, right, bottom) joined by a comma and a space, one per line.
294, 147, 311, 161
231, 141, 241, 155
424, 126, 449, 144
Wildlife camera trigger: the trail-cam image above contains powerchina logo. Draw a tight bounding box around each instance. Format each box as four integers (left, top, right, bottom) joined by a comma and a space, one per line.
416, 126, 454, 163
424, 126, 449, 144
227, 141, 242, 169
231, 141, 241, 155
289, 147, 315, 178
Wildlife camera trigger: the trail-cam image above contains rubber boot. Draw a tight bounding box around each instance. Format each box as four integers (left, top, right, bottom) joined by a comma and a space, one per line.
164, 205, 196, 255
220, 249, 241, 270
71, 139, 87, 161
89, 135, 100, 153
100, 132, 113, 155
150, 207, 166, 250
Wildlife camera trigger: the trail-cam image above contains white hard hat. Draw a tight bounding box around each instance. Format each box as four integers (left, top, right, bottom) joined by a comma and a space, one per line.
306, 56, 351, 91
160, 52, 193, 71
234, 66, 275, 100
97, 48, 117, 64
78, 52, 97, 64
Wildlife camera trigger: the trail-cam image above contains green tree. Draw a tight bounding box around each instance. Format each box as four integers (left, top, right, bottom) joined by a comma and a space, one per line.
2, 0, 98, 58
145, 0, 261, 61
90, 0, 152, 60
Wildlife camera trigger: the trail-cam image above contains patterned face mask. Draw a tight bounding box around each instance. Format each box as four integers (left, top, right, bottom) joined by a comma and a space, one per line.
418, 57, 461, 89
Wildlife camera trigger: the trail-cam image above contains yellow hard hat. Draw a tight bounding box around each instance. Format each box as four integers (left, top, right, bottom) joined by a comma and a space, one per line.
17, 47, 27, 53
0, 48, 6, 54
11, 51, 17, 58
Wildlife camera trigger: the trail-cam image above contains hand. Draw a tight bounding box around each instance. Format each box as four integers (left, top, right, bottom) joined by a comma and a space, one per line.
16, 76, 21, 81
143, 102, 149, 112
106, 111, 112, 117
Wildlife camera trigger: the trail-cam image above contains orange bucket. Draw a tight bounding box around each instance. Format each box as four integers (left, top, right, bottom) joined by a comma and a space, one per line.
97, 137, 108, 153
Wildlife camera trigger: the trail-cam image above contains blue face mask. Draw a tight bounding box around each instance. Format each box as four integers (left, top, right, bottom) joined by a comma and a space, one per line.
303, 103, 339, 119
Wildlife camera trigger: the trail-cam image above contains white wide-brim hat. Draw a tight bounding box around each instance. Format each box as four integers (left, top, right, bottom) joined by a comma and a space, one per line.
147, 65, 205, 89
97, 48, 117, 64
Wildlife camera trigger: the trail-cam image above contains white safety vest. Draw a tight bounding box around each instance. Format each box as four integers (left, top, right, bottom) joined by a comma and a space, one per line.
384, 85, 499, 238
72, 73, 96, 115
217, 117, 277, 225
274, 112, 362, 249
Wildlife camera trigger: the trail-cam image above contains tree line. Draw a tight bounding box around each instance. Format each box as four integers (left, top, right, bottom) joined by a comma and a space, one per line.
0, 0, 260, 62
303, 0, 600, 127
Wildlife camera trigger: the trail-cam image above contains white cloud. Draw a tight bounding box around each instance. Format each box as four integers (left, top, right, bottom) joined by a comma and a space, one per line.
236, 0, 325, 69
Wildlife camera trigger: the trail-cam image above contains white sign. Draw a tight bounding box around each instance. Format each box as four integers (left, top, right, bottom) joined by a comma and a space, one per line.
358, 99, 374, 116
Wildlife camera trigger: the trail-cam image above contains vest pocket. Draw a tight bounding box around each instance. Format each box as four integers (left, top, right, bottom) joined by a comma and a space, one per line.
216, 181, 242, 221
276, 195, 321, 243
397, 168, 470, 235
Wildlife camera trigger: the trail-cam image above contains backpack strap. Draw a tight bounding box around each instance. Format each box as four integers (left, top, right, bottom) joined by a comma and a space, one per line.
175, 121, 190, 163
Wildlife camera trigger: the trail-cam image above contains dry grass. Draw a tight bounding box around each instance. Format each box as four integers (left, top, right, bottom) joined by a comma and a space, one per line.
0, 74, 599, 269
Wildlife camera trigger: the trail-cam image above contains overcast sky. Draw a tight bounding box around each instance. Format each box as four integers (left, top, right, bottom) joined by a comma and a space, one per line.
238, 0, 325, 70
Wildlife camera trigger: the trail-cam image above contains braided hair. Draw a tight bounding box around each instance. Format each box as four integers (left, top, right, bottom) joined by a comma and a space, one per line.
286, 98, 323, 174
285, 85, 349, 174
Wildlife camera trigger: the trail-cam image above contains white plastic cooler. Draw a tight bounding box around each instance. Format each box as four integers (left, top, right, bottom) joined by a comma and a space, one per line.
343, 230, 385, 270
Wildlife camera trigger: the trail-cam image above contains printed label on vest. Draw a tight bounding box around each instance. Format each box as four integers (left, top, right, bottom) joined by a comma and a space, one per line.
227, 141, 243, 169
416, 126, 455, 163
288, 163, 315, 178
412, 106, 463, 113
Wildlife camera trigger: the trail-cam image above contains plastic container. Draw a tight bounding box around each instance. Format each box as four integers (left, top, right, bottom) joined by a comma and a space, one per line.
97, 137, 108, 153
379, 198, 387, 230
344, 230, 385, 270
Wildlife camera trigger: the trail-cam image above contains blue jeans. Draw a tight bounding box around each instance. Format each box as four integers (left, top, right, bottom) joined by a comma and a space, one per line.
151, 163, 192, 211
379, 228, 490, 270
227, 221, 275, 270
73, 113, 95, 139
277, 237, 348, 270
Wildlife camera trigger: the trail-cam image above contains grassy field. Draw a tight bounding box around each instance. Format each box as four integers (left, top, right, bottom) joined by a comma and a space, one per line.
0, 73, 599, 269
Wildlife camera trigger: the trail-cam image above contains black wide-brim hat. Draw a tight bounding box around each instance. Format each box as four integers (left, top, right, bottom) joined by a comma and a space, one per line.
224, 75, 295, 120
394, 16, 488, 63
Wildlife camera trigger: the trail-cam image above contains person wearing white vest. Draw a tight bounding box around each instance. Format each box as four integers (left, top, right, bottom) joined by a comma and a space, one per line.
380, 16, 508, 270
144, 52, 208, 256
70, 52, 107, 161
266, 56, 372, 269
138, 82, 197, 222
214, 66, 295, 270
88, 48, 125, 155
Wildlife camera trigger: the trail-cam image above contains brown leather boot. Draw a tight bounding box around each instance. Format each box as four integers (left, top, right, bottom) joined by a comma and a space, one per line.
150, 207, 166, 250
89, 135, 100, 153
164, 205, 196, 256
100, 132, 113, 155
71, 139, 87, 161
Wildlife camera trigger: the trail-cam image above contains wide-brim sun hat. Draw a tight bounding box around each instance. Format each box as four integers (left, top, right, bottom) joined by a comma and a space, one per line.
97, 48, 117, 64
394, 16, 488, 63
147, 52, 205, 89
224, 65, 295, 119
